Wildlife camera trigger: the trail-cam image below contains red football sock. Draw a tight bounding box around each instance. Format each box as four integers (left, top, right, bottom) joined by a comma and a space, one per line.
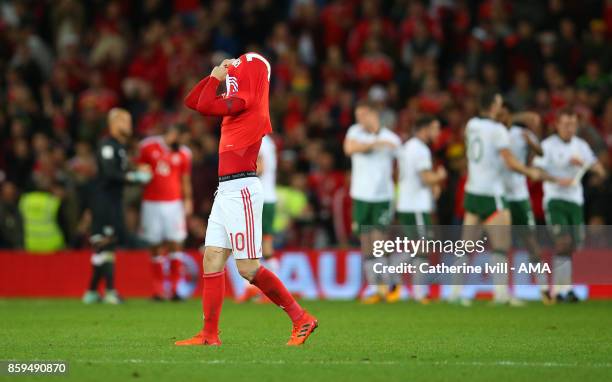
202, 271, 225, 335
151, 258, 165, 297
251, 266, 305, 323
169, 257, 183, 295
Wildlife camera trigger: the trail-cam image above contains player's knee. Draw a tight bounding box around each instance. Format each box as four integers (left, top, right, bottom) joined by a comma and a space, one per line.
554, 236, 574, 256
555, 246, 574, 257
203, 246, 229, 272
239, 269, 257, 282
236, 260, 260, 282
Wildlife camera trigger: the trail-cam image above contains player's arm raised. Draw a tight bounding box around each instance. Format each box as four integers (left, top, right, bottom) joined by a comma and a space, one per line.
524, 131, 543, 156
512, 112, 544, 156
184, 76, 212, 110
184, 65, 246, 117
184, 59, 236, 109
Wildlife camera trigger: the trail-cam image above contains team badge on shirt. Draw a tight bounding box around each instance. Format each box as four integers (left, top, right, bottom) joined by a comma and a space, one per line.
225, 76, 239, 97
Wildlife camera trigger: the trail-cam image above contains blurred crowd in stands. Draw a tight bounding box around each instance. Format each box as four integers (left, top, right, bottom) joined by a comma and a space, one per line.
1, 0, 612, 250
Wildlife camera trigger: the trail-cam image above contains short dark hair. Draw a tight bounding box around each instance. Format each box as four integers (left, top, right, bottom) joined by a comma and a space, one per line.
557, 107, 577, 119
355, 99, 377, 111
167, 124, 187, 134
414, 116, 437, 131
479, 91, 500, 111
501, 101, 514, 113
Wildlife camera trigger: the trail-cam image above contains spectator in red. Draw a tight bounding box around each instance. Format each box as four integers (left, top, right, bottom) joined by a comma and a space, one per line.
320, 0, 355, 48
320, 45, 355, 86
78, 71, 118, 115
136, 98, 166, 137
355, 38, 393, 86
126, 23, 169, 99
399, 0, 442, 43
346, 0, 396, 62
401, 19, 440, 69
308, 148, 346, 246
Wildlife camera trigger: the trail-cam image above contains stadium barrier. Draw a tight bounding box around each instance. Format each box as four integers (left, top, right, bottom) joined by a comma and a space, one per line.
1, 250, 611, 299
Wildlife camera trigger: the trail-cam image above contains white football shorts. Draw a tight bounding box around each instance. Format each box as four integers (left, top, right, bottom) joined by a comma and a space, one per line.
140, 200, 187, 245
205, 177, 263, 259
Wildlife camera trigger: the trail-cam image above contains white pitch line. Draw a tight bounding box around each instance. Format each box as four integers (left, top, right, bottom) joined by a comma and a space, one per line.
72, 359, 612, 368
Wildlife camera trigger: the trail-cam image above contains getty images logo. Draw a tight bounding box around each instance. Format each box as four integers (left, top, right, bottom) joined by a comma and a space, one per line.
372, 237, 488, 258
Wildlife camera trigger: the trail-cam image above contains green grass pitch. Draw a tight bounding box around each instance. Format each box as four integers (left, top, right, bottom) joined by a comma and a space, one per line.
2, 299, 612, 381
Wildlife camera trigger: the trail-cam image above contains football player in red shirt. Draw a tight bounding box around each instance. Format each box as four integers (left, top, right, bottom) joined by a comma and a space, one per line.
175, 53, 318, 346
136, 125, 193, 301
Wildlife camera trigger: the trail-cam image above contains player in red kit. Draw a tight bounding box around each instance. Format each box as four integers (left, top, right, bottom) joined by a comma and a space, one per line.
175, 53, 318, 346
137, 125, 193, 301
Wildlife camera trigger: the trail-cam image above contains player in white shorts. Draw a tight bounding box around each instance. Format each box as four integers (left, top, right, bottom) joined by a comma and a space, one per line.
237, 134, 279, 302
137, 125, 192, 301
396, 116, 446, 304
452, 93, 541, 306
533, 108, 606, 303
204, 177, 264, 260
497, 105, 558, 303
176, 53, 316, 347
344, 100, 401, 304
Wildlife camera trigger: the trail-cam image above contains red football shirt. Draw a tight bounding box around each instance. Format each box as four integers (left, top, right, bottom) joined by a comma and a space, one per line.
218, 53, 272, 176
137, 136, 192, 201
220, 53, 272, 152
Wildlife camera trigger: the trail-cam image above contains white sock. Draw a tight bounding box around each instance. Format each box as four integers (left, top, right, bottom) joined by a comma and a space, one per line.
534, 270, 549, 292
448, 255, 467, 300
91, 253, 105, 265
553, 256, 572, 296
412, 257, 429, 300
491, 252, 509, 302
388, 252, 408, 286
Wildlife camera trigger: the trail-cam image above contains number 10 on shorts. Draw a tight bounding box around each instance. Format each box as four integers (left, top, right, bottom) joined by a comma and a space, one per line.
229, 232, 245, 251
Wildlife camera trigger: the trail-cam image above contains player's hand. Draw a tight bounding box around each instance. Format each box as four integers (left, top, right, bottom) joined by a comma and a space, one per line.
211, 65, 228, 81
138, 164, 152, 174
436, 166, 447, 181
523, 112, 541, 129
220, 58, 236, 68
556, 177, 574, 187
569, 156, 584, 167
126, 171, 152, 184
525, 167, 540, 181
373, 140, 398, 150
522, 130, 535, 144
432, 184, 442, 200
